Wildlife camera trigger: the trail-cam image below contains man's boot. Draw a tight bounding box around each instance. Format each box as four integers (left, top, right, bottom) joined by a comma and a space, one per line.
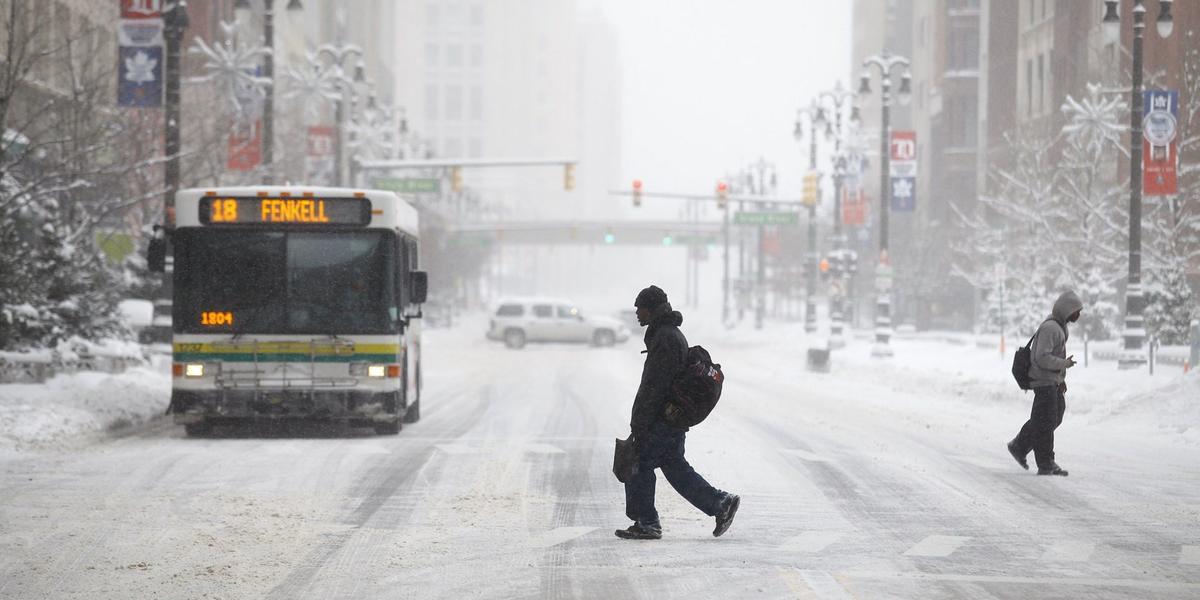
1007, 440, 1029, 470
1037, 463, 1068, 476
615, 521, 662, 540
713, 494, 740, 537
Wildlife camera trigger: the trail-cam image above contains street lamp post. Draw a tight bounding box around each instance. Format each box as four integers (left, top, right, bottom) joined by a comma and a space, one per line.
163, 0, 189, 223
794, 100, 824, 335
816, 82, 861, 347
314, 44, 365, 186
859, 51, 911, 358
236, 0, 303, 185
745, 158, 777, 330
1103, 0, 1174, 369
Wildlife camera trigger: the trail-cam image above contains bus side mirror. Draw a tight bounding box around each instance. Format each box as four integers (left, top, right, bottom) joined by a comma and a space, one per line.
410, 271, 428, 305
147, 227, 167, 273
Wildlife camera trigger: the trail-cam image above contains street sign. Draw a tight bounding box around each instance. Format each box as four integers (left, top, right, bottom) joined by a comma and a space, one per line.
372, 177, 442, 194
1143, 90, 1178, 196
734, 211, 799, 226
842, 187, 868, 226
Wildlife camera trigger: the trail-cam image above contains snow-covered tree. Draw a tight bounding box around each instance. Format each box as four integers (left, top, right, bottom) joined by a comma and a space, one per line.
954, 84, 1130, 338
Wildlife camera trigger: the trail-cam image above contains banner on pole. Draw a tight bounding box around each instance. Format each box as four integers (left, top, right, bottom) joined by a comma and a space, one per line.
889, 130, 917, 212
117, 0, 164, 107
117, 46, 163, 107
842, 187, 868, 226
1143, 90, 1178, 196
305, 126, 336, 183
228, 121, 263, 171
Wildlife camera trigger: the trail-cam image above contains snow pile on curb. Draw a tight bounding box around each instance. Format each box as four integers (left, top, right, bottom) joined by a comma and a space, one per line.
0, 364, 170, 454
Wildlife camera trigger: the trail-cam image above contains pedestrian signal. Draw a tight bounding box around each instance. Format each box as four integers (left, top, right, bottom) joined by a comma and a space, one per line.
450, 166, 463, 192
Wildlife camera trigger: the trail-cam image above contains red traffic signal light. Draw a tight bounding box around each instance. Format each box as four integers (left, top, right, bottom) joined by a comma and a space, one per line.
715, 180, 729, 209
632, 179, 643, 207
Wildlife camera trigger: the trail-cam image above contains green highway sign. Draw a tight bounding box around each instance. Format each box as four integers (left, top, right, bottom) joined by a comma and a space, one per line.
733, 211, 800, 226
372, 177, 441, 194
671, 235, 717, 245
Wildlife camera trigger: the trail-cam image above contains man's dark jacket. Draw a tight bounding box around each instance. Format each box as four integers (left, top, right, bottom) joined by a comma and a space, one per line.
630, 304, 688, 438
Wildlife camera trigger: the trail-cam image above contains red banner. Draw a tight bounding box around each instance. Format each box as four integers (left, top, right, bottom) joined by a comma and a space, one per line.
121, 0, 161, 19
842, 188, 868, 226
227, 121, 262, 172
1143, 90, 1179, 196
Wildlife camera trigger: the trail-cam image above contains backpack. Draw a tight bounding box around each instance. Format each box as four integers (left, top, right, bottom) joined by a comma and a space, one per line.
1011, 335, 1036, 391
663, 346, 724, 427
1011, 319, 1057, 390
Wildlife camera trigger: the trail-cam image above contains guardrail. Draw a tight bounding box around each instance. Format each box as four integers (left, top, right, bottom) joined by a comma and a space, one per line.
0, 339, 148, 384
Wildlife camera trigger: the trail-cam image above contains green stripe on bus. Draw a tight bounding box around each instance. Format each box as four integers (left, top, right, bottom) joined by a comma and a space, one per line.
173, 353, 399, 363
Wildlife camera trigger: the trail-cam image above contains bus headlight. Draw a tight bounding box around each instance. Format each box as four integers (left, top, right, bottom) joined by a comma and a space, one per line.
351, 363, 399, 378
185, 363, 205, 377
367, 365, 387, 378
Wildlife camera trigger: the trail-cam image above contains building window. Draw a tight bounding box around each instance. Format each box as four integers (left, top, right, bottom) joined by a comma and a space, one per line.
1037, 53, 1044, 114
444, 138, 462, 158
469, 85, 483, 120
426, 3, 439, 29
470, 3, 484, 28
468, 138, 483, 158
445, 84, 463, 119
446, 43, 463, 68
425, 43, 439, 68
1026, 58, 1033, 116
425, 84, 439, 120
470, 44, 483, 68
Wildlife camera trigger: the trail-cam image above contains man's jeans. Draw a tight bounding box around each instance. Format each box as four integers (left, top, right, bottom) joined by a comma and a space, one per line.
625, 421, 727, 526
1012, 385, 1066, 468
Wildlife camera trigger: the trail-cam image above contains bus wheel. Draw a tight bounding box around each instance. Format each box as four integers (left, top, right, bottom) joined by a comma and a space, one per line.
374, 420, 401, 435
402, 397, 421, 423
184, 422, 210, 437
504, 329, 526, 349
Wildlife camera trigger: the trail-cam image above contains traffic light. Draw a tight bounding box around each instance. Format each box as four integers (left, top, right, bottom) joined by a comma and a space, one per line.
802, 171, 819, 207
716, 180, 729, 209
564, 163, 576, 191
820, 258, 830, 279
632, 179, 643, 207
450, 166, 463, 193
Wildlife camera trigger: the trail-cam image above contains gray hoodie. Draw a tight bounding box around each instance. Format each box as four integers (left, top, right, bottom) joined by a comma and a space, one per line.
1028, 291, 1084, 388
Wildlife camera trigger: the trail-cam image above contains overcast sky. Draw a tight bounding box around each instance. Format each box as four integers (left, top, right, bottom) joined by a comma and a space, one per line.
591, 0, 852, 201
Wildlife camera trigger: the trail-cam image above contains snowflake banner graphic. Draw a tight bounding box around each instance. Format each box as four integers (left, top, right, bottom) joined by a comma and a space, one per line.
118, 46, 163, 107
889, 130, 917, 212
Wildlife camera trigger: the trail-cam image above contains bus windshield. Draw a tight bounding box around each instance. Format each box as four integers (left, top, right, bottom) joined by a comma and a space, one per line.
173, 229, 399, 335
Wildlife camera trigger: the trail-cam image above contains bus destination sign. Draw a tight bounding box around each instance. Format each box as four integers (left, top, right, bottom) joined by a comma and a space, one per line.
199, 196, 372, 226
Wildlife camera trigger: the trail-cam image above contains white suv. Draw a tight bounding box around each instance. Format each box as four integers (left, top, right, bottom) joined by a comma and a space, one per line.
486, 297, 631, 349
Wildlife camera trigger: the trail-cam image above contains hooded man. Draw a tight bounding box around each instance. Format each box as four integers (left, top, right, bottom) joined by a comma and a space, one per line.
1008, 290, 1083, 476
616, 285, 740, 540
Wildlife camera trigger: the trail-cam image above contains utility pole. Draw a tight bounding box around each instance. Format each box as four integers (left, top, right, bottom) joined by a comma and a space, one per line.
163, 1, 188, 223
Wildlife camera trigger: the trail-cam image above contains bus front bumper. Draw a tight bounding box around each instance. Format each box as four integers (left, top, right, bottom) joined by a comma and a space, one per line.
170, 388, 403, 424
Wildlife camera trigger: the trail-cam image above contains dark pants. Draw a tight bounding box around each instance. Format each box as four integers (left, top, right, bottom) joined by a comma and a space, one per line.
625, 421, 727, 526
1012, 385, 1066, 468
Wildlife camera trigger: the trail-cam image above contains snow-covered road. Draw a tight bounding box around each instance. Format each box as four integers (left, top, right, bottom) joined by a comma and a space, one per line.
1, 320, 1198, 599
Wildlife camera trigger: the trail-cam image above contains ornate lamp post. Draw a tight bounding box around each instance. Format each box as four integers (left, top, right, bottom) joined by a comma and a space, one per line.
163, 0, 189, 223
235, 0, 303, 184
312, 43, 365, 186
814, 81, 861, 347
859, 51, 912, 358
794, 99, 826, 335
1102, 0, 1175, 369
744, 158, 777, 330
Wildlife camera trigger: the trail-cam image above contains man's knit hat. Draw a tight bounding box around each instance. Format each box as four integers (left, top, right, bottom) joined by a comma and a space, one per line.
634, 285, 668, 309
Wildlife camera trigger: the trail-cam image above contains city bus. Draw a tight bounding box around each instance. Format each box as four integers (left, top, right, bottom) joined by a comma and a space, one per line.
149, 187, 427, 436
